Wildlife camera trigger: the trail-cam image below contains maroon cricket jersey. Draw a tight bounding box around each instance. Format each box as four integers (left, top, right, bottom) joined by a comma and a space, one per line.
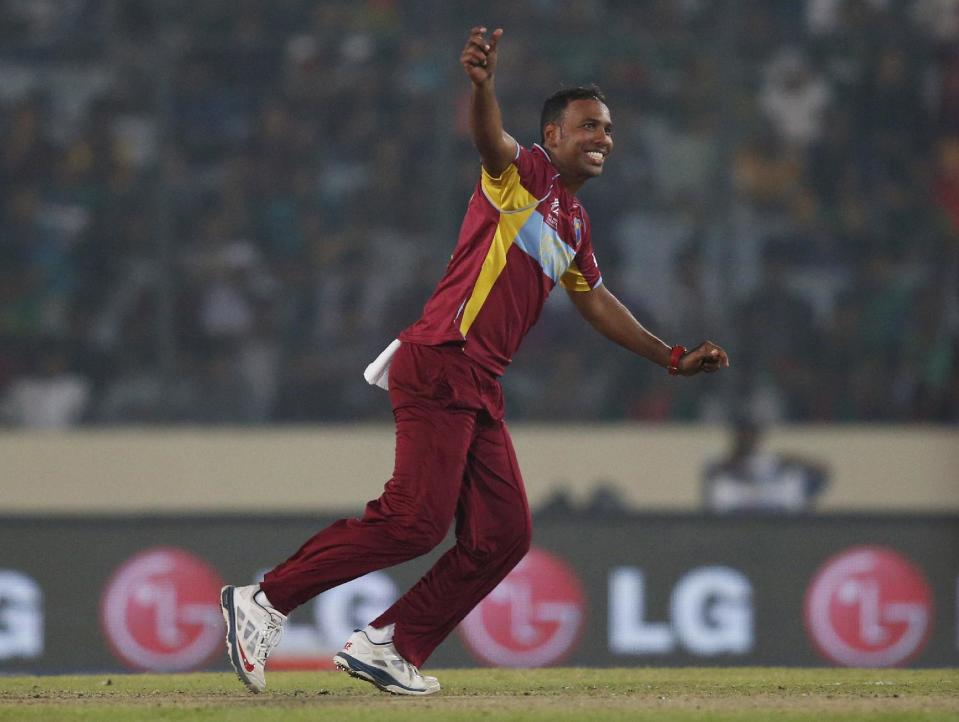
399, 144, 603, 376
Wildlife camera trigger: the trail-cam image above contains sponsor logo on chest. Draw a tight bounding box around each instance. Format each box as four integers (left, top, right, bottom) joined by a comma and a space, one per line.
544, 196, 582, 250
545, 197, 561, 231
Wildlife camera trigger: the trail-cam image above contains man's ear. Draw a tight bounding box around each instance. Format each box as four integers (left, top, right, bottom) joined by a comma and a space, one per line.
543, 121, 560, 148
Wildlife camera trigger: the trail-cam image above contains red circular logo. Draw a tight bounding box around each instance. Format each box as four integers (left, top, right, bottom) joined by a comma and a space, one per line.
100, 547, 225, 671
804, 545, 933, 667
458, 547, 585, 667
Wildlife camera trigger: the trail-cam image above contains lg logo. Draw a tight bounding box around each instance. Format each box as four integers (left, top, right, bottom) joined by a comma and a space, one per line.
458, 547, 586, 667
609, 566, 753, 656
100, 547, 225, 672
804, 546, 933, 667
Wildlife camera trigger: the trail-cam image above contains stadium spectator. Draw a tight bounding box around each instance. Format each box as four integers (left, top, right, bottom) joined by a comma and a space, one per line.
759, 48, 833, 150
0, 339, 90, 428
703, 418, 830, 513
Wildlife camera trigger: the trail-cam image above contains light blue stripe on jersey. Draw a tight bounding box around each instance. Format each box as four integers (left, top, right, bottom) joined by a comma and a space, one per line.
512, 211, 576, 284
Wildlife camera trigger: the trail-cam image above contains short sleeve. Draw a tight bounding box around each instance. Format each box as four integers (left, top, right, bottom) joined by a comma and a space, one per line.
480, 145, 554, 212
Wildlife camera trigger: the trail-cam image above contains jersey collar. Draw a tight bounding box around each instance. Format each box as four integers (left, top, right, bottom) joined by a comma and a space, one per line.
533, 143, 562, 182
533, 143, 554, 167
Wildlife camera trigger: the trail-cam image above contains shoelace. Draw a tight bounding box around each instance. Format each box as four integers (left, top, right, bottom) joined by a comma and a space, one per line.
382, 648, 423, 680
253, 616, 284, 666
404, 662, 432, 682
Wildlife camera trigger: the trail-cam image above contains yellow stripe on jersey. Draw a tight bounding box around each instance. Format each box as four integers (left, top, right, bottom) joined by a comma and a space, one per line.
561, 262, 592, 292
459, 203, 538, 336
459, 162, 543, 337
480, 164, 542, 213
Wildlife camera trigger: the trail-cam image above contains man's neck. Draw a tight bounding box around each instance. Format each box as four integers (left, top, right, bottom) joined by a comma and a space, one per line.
541, 146, 587, 194
560, 175, 586, 194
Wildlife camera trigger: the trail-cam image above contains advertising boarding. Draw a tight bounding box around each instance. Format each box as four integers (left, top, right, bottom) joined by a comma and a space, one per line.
0, 514, 955, 672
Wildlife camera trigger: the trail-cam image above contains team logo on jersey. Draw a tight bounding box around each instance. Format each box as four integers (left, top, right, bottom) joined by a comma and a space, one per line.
458, 547, 586, 667
803, 545, 933, 667
573, 217, 582, 245
100, 547, 224, 671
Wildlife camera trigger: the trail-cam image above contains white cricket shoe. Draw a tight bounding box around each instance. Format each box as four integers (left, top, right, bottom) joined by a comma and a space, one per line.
220, 585, 286, 693
333, 629, 441, 696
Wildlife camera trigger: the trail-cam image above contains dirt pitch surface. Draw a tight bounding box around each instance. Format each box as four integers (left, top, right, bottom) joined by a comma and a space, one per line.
0, 668, 956, 721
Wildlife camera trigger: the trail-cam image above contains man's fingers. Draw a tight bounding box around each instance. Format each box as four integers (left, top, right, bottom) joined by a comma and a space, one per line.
468, 36, 490, 52
463, 26, 502, 73
461, 37, 490, 64
462, 47, 487, 64
464, 34, 491, 66
466, 26, 501, 53
683, 341, 729, 374
467, 27, 490, 48
701, 355, 721, 372
697, 341, 729, 366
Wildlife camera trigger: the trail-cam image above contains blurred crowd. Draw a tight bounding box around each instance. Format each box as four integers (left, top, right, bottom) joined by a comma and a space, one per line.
1, 0, 957, 427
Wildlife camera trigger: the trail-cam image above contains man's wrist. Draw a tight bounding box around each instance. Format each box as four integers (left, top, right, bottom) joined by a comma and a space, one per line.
667, 345, 686, 376
472, 76, 495, 91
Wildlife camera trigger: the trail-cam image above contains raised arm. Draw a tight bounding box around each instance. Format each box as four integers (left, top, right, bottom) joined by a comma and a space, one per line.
460, 26, 518, 177
566, 285, 729, 376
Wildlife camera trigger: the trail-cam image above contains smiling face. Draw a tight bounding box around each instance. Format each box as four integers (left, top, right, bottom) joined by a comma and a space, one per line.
542, 98, 614, 192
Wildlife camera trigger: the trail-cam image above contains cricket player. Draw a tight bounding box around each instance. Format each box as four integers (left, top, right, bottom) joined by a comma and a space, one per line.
221, 26, 729, 696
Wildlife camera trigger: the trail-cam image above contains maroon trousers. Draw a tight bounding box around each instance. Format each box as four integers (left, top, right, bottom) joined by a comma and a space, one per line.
260, 342, 532, 667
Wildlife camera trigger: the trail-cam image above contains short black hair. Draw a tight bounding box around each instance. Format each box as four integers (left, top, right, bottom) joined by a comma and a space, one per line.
540, 84, 608, 144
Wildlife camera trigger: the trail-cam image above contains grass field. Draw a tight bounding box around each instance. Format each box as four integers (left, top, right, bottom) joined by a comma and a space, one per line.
0, 667, 957, 722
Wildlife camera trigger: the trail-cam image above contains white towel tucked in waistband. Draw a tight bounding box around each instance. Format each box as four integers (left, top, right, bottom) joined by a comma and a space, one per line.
363, 339, 401, 390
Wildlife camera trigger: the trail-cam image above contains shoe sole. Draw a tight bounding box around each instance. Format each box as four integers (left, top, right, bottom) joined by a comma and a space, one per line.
332, 653, 440, 696
220, 586, 263, 694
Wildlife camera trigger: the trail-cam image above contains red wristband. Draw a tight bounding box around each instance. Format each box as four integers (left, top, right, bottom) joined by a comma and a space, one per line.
667, 345, 686, 376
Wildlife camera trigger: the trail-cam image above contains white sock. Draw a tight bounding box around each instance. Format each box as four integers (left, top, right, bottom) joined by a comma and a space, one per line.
364, 623, 395, 644
255, 588, 278, 612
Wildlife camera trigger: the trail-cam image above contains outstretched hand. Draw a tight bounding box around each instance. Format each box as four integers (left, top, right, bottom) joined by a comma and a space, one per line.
678, 341, 730, 376
461, 26, 503, 85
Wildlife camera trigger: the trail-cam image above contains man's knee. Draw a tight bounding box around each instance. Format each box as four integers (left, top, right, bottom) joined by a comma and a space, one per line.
364, 492, 454, 557
463, 512, 532, 566
388, 515, 448, 557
